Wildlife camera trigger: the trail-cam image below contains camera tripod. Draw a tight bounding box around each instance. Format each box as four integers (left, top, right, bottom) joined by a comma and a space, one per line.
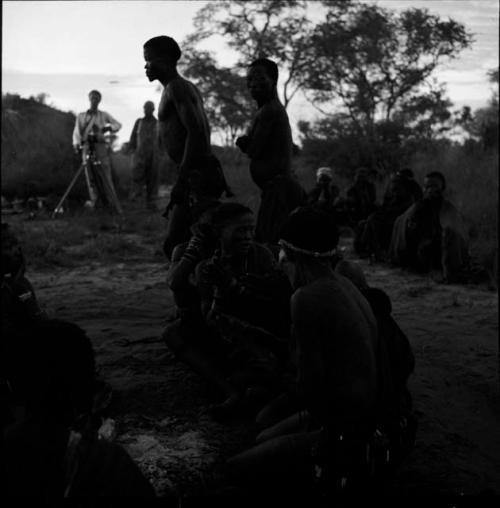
51, 141, 101, 218
52, 138, 122, 217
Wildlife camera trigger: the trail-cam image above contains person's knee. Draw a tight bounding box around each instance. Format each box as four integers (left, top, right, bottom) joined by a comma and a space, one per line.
162, 321, 185, 354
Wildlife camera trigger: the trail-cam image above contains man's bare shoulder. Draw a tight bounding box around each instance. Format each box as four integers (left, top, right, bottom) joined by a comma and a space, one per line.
167, 77, 200, 101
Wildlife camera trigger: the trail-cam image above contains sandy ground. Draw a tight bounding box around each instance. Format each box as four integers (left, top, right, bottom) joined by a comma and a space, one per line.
7, 204, 499, 498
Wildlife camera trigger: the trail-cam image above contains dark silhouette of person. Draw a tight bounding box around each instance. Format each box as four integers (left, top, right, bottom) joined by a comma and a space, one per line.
4, 319, 155, 498
389, 171, 469, 282
128, 101, 160, 210
72, 90, 123, 215
236, 58, 306, 252
345, 167, 378, 226
355, 170, 419, 260
143, 35, 231, 259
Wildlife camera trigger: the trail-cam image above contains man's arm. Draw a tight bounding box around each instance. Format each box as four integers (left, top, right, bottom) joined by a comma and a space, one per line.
245, 106, 275, 160
103, 111, 122, 133
72, 114, 82, 149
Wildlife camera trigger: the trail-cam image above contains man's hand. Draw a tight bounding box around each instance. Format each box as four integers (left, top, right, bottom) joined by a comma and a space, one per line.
203, 259, 236, 292
235, 135, 250, 153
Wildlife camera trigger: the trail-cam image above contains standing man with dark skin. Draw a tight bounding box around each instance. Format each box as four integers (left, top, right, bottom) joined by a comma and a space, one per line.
143, 36, 231, 259
236, 58, 306, 252
128, 101, 160, 210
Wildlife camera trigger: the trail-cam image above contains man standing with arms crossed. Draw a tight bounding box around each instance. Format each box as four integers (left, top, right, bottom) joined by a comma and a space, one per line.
143, 36, 231, 259
72, 90, 123, 215
128, 100, 160, 211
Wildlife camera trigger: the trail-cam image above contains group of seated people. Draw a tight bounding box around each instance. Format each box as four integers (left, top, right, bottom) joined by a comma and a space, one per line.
163, 195, 418, 496
3, 172, 419, 498
308, 166, 470, 284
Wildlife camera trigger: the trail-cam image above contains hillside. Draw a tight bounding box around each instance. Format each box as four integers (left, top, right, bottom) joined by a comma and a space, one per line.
1, 94, 82, 199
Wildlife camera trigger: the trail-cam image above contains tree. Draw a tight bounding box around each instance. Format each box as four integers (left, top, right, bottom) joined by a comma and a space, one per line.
186, 0, 312, 109
462, 68, 499, 150
179, 48, 255, 145
303, 2, 473, 135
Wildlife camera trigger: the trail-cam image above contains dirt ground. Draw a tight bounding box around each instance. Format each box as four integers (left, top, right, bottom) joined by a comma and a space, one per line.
4, 202, 499, 499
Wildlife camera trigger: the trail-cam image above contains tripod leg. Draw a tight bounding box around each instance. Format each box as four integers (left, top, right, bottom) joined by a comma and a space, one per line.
52, 164, 86, 218
84, 164, 98, 205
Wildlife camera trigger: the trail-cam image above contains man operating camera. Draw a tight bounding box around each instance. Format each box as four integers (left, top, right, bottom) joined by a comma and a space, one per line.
72, 90, 123, 214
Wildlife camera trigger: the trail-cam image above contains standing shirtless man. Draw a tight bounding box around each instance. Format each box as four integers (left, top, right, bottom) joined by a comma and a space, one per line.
236, 58, 306, 251
143, 36, 231, 259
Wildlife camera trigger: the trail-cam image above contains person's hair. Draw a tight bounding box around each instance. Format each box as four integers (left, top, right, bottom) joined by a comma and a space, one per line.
191, 199, 221, 222
4, 319, 96, 422
88, 90, 102, 100
211, 203, 253, 233
144, 101, 155, 109
249, 58, 279, 84
425, 171, 446, 190
280, 206, 339, 258
144, 36, 181, 62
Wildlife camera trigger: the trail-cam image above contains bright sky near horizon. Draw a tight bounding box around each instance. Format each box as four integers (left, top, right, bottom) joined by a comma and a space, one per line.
2, 0, 499, 146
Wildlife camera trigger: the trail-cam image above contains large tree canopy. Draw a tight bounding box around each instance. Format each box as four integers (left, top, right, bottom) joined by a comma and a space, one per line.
303, 1, 473, 132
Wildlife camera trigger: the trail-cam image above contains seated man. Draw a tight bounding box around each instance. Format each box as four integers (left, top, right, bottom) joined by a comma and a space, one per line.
355, 170, 419, 260
195, 203, 293, 419
308, 167, 339, 213
389, 171, 470, 282
3, 319, 155, 497
222, 207, 379, 494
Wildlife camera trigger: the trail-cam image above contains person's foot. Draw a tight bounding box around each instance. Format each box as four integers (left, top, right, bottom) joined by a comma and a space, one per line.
208, 393, 242, 422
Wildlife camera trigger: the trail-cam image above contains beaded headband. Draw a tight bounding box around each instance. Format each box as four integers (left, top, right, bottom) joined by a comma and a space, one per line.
279, 239, 337, 258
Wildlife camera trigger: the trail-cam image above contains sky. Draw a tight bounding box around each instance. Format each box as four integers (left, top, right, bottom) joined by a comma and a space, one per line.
2, 0, 499, 146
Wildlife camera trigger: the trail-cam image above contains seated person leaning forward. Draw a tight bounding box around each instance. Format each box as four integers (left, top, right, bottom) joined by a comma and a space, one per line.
389, 171, 469, 283
193, 203, 292, 420
3, 319, 155, 497
222, 207, 379, 495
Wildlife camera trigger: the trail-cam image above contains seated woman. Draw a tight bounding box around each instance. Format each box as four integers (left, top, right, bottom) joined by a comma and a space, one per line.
194, 203, 293, 420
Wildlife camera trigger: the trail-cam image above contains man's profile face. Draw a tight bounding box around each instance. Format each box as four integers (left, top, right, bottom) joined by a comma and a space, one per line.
247, 66, 275, 102
88, 93, 101, 109
144, 103, 155, 116
423, 177, 444, 200
144, 48, 170, 82
220, 214, 255, 256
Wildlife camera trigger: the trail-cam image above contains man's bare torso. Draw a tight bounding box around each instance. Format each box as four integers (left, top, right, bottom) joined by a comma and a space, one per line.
157, 77, 212, 165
